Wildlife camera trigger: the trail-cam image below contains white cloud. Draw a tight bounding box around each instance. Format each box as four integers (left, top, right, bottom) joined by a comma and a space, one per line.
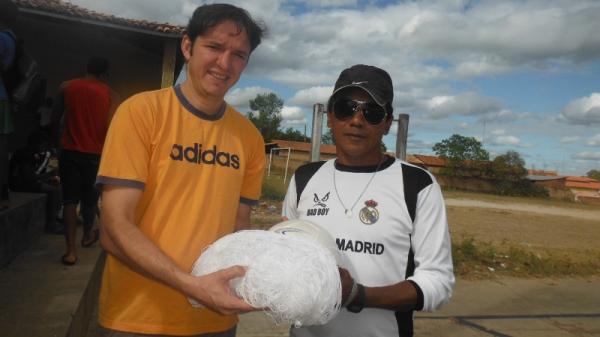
573, 152, 600, 160
493, 135, 521, 146
225, 86, 272, 112
421, 92, 502, 120
560, 136, 580, 144
488, 132, 533, 148
586, 134, 600, 146
288, 86, 333, 107
301, 0, 357, 7
407, 138, 435, 152
280, 106, 305, 121
454, 58, 511, 77
480, 109, 519, 123
560, 93, 600, 125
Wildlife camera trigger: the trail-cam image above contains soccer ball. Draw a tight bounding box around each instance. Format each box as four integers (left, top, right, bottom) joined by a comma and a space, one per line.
269, 219, 340, 264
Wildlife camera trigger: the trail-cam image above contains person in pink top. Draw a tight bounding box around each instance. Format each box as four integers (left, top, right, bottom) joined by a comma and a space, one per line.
53, 57, 118, 265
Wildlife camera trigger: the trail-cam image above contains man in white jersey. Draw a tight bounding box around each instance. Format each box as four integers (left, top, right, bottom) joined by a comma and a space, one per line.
282, 64, 454, 337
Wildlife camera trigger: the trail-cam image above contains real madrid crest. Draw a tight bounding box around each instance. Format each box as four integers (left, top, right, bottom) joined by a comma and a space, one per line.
359, 199, 379, 225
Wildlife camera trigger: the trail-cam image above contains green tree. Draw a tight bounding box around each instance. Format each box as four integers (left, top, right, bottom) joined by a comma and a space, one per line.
587, 169, 600, 180
279, 127, 309, 142
248, 93, 283, 142
433, 134, 489, 161
433, 134, 489, 176
491, 150, 527, 181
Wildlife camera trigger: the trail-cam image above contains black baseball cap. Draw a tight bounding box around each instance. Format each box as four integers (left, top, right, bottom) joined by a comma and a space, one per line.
328, 64, 394, 114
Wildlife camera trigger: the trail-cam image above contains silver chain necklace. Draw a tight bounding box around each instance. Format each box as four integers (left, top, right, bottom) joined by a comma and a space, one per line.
333, 157, 384, 218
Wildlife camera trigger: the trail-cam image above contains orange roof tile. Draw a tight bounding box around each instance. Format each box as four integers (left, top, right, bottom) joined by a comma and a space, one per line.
14, 0, 184, 36
566, 181, 600, 190
566, 176, 599, 183
412, 154, 446, 167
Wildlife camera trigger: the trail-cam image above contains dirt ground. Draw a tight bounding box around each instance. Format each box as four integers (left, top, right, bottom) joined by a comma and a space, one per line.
445, 198, 600, 259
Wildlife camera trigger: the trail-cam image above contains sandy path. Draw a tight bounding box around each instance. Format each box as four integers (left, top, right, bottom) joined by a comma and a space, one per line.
445, 198, 600, 222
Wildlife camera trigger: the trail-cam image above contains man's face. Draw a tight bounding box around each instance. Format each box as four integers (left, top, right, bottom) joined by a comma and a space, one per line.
327, 88, 392, 165
181, 20, 251, 100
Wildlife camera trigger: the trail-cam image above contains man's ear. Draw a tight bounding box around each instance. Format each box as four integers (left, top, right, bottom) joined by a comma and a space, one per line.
326, 111, 333, 128
181, 35, 193, 61
383, 115, 393, 135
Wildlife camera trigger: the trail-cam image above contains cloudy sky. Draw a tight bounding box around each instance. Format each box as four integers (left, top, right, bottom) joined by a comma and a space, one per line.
67, 0, 600, 176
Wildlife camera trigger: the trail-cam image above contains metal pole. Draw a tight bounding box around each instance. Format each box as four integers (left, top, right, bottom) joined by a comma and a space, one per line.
267, 148, 273, 176
395, 114, 409, 160
283, 149, 291, 183
310, 103, 325, 162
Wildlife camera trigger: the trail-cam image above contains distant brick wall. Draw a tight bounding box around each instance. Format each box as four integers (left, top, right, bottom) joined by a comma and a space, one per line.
545, 188, 575, 201
435, 176, 497, 193
577, 196, 600, 206
534, 179, 565, 189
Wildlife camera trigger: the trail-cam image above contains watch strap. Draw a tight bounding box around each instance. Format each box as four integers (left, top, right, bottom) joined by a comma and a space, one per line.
346, 283, 365, 313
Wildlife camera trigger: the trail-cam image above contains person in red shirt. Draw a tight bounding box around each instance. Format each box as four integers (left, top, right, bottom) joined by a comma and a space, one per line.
53, 57, 118, 265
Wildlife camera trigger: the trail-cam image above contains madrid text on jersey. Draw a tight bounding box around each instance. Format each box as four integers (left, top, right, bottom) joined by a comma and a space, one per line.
336, 238, 385, 255
170, 143, 240, 169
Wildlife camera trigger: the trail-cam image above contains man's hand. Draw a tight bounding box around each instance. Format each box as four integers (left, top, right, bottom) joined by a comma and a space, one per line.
184, 265, 256, 315
339, 267, 355, 305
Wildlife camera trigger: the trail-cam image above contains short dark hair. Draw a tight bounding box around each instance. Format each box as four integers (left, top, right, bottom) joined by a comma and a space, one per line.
86, 57, 109, 76
186, 4, 266, 53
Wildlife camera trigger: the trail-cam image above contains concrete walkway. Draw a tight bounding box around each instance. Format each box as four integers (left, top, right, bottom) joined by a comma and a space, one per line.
238, 277, 600, 337
2, 233, 599, 337
0, 230, 102, 337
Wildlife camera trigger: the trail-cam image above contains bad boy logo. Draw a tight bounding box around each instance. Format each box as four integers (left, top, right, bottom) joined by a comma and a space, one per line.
307, 192, 330, 216
359, 199, 379, 225
313, 192, 330, 207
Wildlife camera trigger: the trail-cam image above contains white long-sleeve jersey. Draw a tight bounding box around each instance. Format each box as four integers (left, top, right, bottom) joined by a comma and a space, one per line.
282, 157, 454, 337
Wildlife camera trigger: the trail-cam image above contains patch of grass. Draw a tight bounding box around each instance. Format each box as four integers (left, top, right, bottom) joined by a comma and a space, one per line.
261, 174, 290, 201
453, 236, 600, 279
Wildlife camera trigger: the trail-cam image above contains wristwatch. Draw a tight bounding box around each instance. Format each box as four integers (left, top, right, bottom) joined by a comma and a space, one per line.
346, 283, 365, 313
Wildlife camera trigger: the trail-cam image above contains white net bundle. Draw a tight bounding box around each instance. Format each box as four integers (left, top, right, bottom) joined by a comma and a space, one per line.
189, 229, 341, 327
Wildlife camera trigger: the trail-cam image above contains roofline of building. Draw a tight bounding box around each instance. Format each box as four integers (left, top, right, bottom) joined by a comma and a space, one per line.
19, 7, 182, 39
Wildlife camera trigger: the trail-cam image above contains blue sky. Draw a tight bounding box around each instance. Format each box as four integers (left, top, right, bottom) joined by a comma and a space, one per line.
68, 0, 600, 176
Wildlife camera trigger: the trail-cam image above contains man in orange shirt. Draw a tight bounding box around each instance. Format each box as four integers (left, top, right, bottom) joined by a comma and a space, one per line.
96, 4, 266, 336
54, 57, 118, 265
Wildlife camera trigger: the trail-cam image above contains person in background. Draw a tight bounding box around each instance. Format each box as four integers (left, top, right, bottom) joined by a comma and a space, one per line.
282, 64, 455, 337
0, 0, 19, 209
53, 56, 118, 265
95, 4, 267, 336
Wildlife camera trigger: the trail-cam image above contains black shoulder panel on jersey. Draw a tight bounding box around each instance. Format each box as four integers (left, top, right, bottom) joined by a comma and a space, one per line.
294, 161, 326, 204
401, 163, 433, 223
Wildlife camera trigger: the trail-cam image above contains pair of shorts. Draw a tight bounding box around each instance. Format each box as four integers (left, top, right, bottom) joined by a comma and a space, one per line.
59, 149, 100, 206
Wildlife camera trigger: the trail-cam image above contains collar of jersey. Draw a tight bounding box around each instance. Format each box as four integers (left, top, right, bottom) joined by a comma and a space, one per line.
334, 155, 395, 173
174, 84, 226, 121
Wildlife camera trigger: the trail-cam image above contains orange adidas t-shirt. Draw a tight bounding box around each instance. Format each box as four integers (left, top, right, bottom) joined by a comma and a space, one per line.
96, 86, 265, 335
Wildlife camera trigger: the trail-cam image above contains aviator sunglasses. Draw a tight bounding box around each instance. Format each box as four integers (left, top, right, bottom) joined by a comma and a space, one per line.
332, 99, 388, 125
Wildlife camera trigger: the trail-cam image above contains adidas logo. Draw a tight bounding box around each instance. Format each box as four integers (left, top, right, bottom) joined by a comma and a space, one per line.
170, 143, 240, 169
